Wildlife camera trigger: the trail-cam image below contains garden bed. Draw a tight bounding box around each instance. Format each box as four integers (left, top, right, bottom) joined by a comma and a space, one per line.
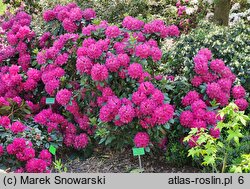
62, 149, 199, 173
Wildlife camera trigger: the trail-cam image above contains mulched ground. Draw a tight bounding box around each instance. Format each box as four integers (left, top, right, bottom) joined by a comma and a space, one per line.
63, 148, 200, 173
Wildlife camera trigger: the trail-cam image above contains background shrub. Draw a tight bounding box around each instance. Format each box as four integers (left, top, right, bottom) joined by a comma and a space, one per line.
164, 20, 250, 92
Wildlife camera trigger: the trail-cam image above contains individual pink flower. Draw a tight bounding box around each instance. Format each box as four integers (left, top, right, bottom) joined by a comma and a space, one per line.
151, 89, 164, 105
177, 6, 186, 16
26, 158, 47, 173
205, 111, 217, 125
6, 138, 27, 155
73, 133, 88, 150
235, 99, 249, 111
191, 100, 206, 111
62, 18, 78, 33
7, 34, 18, 46
206, 82, 222, 99
87, 44, 103, 59
91, 64, 108, 81
82, 8, 96, 20
39, 32, 51, 47
55, 53, 68, 65
216, 92, 230, 107
39, 149, 52, 166
76, 56, 93, 75
138, 82, 155, 96
154, 75, 163, 81
198, 48, 212, 61
0, 116, 11, 129
99, 105, 114, 122
151, 47, 162, 62
128, 63, 143, 79
11, 121, 26, 134
0, 145, 4, 157
181, 91, 200, 106
43, 10, 56, 22
220, 67, 236, 82
69, 7, 83, 21
77, 115, 90, 130
191, 76, 203, 87
193, 109, 207, 120
188, 135, 199, 148
27, 69, 41, 81
210, 59, 225, 73
105, 56, 120, 72
153, 104, 174, 124
23, 79, 37, 91
122, 16, 144, 30
232, 85, 246, 99
133, 32, 146, 42
164, 25, 180, 37
105, 26, 121, 38
218, 78, 232, 93
135, 44, 151, 59
180, 111, 194, 127
56, 89, 72, 106
201, 72, 217, 83
14, 168, 25, 173
16, 147, 35, 161
64, 134, 75, 147
118, 105, 135, 124
140, 99, 157, 115
117, 53, 130, 67
134, 132, 150, 148
210, 127, 220, 138
167, 75, 175, 81
132, 91, 147, 106
193, 54, 208, 75
37, 51, 47, 65
192, 119, 206, 129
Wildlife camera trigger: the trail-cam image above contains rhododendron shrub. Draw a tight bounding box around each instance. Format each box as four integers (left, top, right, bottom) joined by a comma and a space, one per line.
0, 118, 60, 172
179, 49, 249, 147
35, 3, 179, 151
0, 3, 180, 171
175, 0, 211, 33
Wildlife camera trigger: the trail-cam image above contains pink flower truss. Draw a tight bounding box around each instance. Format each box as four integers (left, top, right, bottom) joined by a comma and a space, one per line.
134, 132, 150, 148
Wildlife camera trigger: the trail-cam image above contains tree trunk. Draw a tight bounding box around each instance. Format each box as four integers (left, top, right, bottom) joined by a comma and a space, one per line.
214, 0, 231, 26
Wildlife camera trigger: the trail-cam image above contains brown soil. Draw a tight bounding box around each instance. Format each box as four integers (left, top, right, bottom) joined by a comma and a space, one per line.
63, 148, 200, 173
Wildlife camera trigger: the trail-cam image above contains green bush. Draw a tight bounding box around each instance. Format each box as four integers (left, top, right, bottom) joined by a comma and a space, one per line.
184, 103, 250, 173
165, 21, 250, 92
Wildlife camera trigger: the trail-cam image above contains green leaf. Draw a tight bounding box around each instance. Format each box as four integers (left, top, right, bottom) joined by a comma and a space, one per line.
203, 155, 215, 166
145, 147, 150, 153
197, 135, 206, 145
188, 148, 198, 158
163, 123, 170, 130
98, 137, 106, 144
239, 116, 247, 126
105, 136, 115, 145
130, 168, 144, 173
227, 129, 243, 145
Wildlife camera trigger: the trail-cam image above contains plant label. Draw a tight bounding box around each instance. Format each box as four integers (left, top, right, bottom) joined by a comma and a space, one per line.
49, 145, 56, 155
132, 147, 145, 156
46, 98, 55, 105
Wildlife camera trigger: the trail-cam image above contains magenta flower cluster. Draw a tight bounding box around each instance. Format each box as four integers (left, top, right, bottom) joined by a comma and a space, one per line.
180, 49, 248, 147
191, 48, 248, 110
1, 11, 35, 70
2, 2, 248, 173
5, 138, 52, 173
43, 3, 96, 33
